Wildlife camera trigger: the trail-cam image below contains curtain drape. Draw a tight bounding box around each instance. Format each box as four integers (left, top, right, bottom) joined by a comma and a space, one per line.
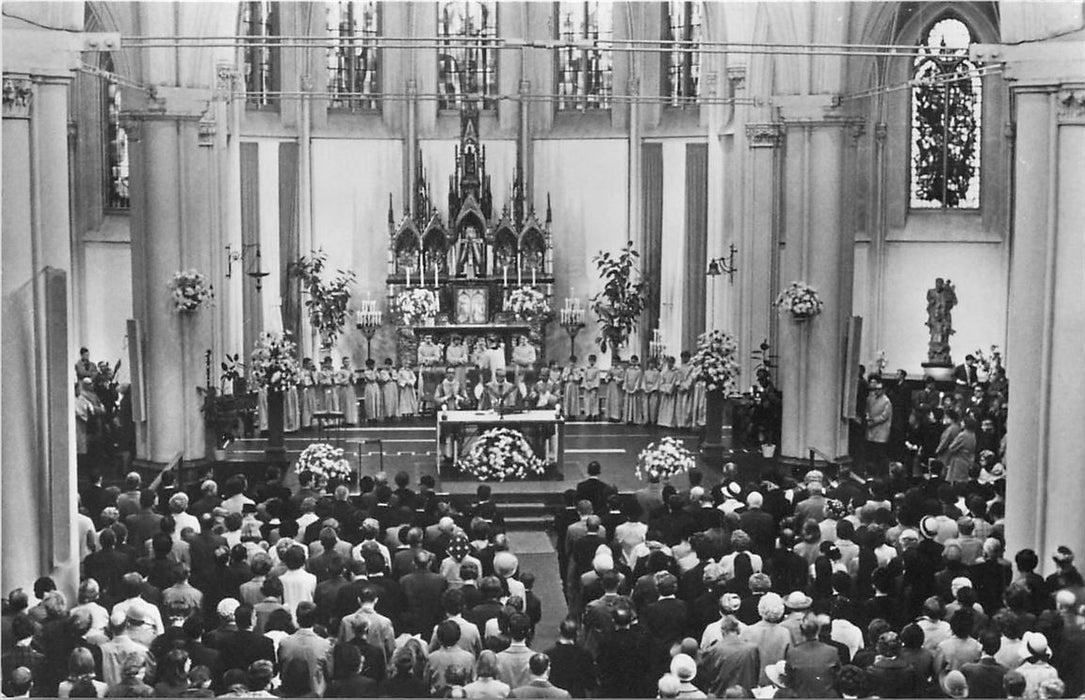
642, 143, 664, 360
684, 143, 708, 350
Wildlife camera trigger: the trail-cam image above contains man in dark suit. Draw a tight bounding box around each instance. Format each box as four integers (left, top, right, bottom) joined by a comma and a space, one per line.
545, 618, 596, 698
739, 491, 778, 558
83, 528, 133, 606
125, 490, 163, 548
640, 574, 689, 678
575, 461, 614, 515
217, 604, 275, 675
470, 484, 505, 527
399, 550, 447, 638
960, 630, 1009, 699
466, 577, 506, 634
596, 608, 651, 699
865, 632, 921, 698
785, 613, 841, 698
952, 354, 978, 398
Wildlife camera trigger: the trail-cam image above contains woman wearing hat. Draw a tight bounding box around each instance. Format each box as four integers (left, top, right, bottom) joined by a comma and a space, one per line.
668, 654, 707, 699
1017, 632, 1060, 698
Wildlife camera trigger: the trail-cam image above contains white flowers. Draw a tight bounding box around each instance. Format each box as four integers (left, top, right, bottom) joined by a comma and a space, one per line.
690, 329, 741, 394
296, 442, 352, 487
169, 269, 212, 313
250, 332, 300, 391
458, 427, 547, 481
393, 289, 439, 325
636, 436, 696, 482
775, 281, 824, 320
504, 287, 551, 320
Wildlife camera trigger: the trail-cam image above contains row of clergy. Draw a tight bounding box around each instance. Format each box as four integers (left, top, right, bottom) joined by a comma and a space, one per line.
254, 352, 709, 430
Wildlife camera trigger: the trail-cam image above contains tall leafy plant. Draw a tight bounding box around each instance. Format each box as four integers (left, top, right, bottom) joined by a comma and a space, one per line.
292, 249, 357, 348
590, 241, 648, 354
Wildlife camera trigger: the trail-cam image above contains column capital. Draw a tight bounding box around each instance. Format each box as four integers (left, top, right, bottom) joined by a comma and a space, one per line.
2, 75, 34, 119
123, 86, 214, 123
745, 123, 783, 149
1057, 86, 1085, 124
726, 65, 747, 93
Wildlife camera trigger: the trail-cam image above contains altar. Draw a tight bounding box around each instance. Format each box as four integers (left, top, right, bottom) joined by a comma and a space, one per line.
437, 409, 565, 479
383, 102, 556, 373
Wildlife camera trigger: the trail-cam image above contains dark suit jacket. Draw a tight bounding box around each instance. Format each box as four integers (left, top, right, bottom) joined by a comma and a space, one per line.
786, 640, 841, 698
866, 656, 921, 698
738, 508, 778, 557
467, 600, 504, 634
511, 679, 571, 698
545, 642, 596, 697
596, 628, 651, 698
326, 674, 378, 698
399, 570, 447, 636
219, 629, 275, 674
575, 478, 614, 514
961, 657, 1008, 699
641, 597, 689, 671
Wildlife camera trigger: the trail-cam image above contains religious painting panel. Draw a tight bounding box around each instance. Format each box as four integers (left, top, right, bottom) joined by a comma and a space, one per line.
455, 286, 490, 324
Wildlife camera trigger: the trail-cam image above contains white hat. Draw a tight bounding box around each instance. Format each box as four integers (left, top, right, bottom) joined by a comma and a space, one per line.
1025, 632, 1050, 657
669, 654, 696, 682
216, 597, 240, 620
765, 660, 789, 688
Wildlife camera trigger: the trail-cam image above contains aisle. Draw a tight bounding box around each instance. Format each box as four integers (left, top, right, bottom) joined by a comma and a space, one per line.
507, 531, 567, 652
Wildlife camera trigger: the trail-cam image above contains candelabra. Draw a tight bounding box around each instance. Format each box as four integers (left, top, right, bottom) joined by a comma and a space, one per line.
559, 296, 586, 359
355, 300, 383, 360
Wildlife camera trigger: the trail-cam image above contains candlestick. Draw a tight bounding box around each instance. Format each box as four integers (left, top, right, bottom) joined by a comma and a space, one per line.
503, 266, 508, 287
532, 267, 536, 286
517, 263, 522, 286
406, 267, 411, 287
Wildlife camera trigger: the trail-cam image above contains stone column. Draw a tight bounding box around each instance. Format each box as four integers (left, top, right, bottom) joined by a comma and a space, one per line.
2, 15, 90, 600
776, 97, 859, 461
125, 87, 218, 465
973, 37, 1085, 573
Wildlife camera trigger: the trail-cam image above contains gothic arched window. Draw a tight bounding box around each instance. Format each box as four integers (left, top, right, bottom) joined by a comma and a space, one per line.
102, 54, 129, 211
910, 17, 982, 209
664, 1, 702, 105
438, 1, 497, 110
326, 1, 380, 111
556, 1, 614, 111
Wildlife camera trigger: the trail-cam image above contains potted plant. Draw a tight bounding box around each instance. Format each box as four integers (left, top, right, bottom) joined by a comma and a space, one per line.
220, 353, 247, 396
689, 329, 741, 454
292, 250, 357, 349
590, 241, 648, 354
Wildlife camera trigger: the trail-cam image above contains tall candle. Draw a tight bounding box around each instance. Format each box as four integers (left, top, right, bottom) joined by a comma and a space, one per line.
532, 267, 536, 286
406, 267, 411, 287
503, 266, 508, 287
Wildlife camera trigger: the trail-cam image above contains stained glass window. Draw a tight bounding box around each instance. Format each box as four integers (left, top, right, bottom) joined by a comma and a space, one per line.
326, 1, 380, 111
664, 1, 702, 105
437, 1, 497, 110
910, 17, 982, 209
556, 1, 614, 111
242, 0, 278, 108
102, 54, 129, 211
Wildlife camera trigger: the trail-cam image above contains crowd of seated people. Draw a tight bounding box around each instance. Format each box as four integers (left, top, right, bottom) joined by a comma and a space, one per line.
1, 468, 549, 698
3, 448, 1083, 698
548, 459, 1083, 698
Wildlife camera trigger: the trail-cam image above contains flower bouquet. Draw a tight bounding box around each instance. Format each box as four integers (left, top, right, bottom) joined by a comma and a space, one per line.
635, 435, 696, 482
690, 329, 741, 394
250, 331, 300, 392
457, 427, 547, 481
504, 286, 551, 321
393, 288, 439, 326
775, 281, 824, 320
169, 269, 212, 313
295, 442, 353, 489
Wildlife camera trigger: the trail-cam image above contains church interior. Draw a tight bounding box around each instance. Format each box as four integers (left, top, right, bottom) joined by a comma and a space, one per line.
2, 1, 1085, 695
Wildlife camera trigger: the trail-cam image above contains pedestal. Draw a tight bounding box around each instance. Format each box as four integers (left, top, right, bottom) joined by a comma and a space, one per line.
266, 390, 286, 461
701, 391, 729, 463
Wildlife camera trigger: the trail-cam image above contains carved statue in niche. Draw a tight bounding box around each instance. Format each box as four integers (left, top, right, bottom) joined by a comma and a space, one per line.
522, 243, 544, 272
423, 235, 447, 274
925, 277, 958, 365
456, 226, 484, 278
396, 236, 420, 274
495, 239, 516, 272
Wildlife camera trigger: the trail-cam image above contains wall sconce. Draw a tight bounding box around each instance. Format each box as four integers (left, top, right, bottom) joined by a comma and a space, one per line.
225, 243, 270, 291
707, 243, 738, 284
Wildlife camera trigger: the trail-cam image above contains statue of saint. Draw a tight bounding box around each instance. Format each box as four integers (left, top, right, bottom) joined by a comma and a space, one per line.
396, 238, 419, 275
495, 241, 515, 272
456, 226, 484, 278
925, 278, 958, 364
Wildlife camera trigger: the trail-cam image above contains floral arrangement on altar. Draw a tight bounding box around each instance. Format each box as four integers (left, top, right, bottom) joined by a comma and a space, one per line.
636, 435, 696, 482
250, 331, 300, 391
457, 427, 546, 481
775, 281, 824, 320
690, 329, 741, 394
393, 288, 439, 326
169, 269, 213, 313
295, 442, 353, 488
504, 286, 551, 320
